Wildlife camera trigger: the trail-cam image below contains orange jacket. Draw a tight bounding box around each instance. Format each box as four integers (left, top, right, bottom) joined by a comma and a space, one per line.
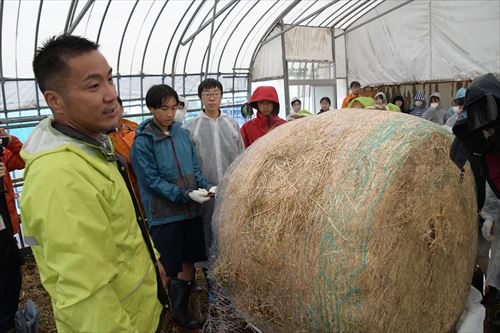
2, 135, 25, 234
341, 94, 359, 108
108, 119, 144, 214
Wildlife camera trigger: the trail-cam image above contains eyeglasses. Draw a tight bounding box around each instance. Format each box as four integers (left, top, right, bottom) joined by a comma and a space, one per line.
201, 92, 221, 99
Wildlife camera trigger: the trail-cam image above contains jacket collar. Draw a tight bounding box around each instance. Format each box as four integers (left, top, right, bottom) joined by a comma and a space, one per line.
201, 109, 222, 120
140, 118, 182, 142
52, 121, 116, 161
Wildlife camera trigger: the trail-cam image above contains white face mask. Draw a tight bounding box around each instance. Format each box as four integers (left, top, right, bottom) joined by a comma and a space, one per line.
430, 102, 439, 108
415, 100, 423, 107
452, 106, 459, 114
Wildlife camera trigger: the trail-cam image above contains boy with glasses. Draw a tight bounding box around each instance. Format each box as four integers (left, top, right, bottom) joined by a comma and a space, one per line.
184, 79, 244, 262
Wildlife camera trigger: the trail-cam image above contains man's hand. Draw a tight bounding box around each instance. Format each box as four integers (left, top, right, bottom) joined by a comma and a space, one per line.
0, 162, 6, 177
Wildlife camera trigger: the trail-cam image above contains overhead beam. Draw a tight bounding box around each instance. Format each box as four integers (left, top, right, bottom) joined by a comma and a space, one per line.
180, 0, 238, 46
66, 0, 95, 35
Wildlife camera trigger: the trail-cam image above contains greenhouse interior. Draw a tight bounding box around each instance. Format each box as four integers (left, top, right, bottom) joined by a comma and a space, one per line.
1, 0, 500, 332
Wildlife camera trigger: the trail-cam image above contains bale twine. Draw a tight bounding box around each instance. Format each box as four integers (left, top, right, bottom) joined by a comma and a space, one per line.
210, 109, 477, 333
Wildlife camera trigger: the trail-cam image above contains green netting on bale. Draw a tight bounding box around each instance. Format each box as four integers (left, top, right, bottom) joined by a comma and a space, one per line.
311, 116, 435, 332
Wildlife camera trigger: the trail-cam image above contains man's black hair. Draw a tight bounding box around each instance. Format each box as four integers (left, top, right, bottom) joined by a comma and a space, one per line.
320, 97, 331, 105
33, 34, 99, 93
145, 84, 179, 109
198, 78, 223, 99
350, 81, 361, 89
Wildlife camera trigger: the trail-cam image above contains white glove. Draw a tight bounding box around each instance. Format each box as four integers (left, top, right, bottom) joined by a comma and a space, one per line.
209, 186, 217, 195
482, 219, 495, 241
188, 188, 211, 203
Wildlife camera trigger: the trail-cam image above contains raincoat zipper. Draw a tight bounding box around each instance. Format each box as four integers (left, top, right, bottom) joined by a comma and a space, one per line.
169, 136, 192, 218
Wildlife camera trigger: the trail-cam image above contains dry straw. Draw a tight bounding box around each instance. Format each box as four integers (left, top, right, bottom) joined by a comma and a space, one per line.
211, 109, 477, 333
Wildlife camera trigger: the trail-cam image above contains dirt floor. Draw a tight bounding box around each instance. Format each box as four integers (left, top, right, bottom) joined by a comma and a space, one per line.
19, 254, 209, 333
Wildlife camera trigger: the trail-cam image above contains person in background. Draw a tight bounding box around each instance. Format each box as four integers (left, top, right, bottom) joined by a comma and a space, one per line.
175, 96, 189, 123
443, 88, 467, 130
20, 34, 166, 332
108, 97, 143, 214
287, 97, 312, 120
447, 88, 466, 121
341, 81, 361, 108
184, 78, 244, 257
422, 92, 447, 124
131, 84, 215, 330
367, 92, 400, 112
450, 73, 500, 315
0, 129, 25, 333
318, 97, 331, 114
184, 78, 244, 293
392, 95, 408, 113
409, 91, 427, 117
241, 86, 287, 148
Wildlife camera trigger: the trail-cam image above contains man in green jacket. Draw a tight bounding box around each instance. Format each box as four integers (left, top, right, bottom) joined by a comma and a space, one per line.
20, 35, 166, 332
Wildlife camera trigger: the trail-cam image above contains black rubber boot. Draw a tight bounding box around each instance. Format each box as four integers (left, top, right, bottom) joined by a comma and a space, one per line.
482, 286, 500, 306
471, 265, 484, 296
169, 278, 201, 330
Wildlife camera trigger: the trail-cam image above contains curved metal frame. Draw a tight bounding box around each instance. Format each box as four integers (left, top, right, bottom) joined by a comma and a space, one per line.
96, 0, 112, 44
0, 0, 6, 111
64, 0, 78, 33
337, 0, 375, 28
236, 0, 286, 73
181, 0, 238, 46
247, 1, 300, 71
67, 0, 95, 34
319, 0, 350, 27
327, 0, 370, 28
33, 0, 44, 112
199, 0, 239, 75
170, 0, 206, 87
216, 0, 259, 73
116, 0, 139, 95
162, 0, 196, 82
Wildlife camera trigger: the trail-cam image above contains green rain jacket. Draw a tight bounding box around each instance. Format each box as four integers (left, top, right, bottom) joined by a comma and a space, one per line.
20, 118, 163, 332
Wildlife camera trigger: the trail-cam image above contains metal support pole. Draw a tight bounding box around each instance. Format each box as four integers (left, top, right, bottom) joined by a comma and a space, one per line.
280, 22, 290, 117
330, 27, 337, 108
205, 0, 218, 78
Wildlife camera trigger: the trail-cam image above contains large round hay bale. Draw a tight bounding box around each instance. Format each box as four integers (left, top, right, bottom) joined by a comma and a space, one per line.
212, 109, 477, 333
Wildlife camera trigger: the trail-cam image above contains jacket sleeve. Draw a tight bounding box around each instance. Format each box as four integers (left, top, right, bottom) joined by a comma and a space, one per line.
4, 135, 25, 171
20, 160, 140, 332
131, 135, 190, 203
481, 182, 500, 221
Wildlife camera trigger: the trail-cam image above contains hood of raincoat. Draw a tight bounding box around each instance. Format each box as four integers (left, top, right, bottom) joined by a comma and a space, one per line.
347, 96, 376, 108
429, 92, 441, 102
375, 92, 387, 103
249, 86, 280, 115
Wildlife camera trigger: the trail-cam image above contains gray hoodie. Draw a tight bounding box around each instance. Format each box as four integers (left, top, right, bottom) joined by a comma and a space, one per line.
422, 92, 446, 125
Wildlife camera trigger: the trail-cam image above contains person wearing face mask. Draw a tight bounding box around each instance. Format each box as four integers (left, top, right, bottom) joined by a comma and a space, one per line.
409, 91, 427, 117
422, 92, 447, 124
443, 88, 467, 131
